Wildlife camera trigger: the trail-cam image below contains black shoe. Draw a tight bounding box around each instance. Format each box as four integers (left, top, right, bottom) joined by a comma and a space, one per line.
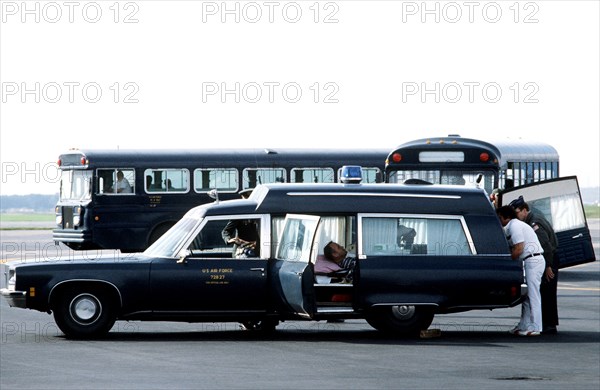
542, 325, 557, 334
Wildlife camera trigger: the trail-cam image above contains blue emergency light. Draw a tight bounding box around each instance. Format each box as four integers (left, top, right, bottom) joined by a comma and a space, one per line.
340, 165, 363, 184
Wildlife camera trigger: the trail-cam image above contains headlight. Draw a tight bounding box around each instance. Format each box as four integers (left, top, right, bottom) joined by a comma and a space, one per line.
55, 206, 62, 226
73, 206, 82, 226
6, 267, 16, 291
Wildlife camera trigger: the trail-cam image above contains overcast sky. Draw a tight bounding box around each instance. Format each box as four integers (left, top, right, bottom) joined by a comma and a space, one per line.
1, 0, 598, 195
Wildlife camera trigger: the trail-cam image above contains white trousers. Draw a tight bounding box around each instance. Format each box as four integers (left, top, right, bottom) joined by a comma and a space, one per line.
519, 256, 545, 332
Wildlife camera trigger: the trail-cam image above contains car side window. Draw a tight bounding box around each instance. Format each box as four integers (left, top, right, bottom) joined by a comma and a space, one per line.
188, 217, 261, 258
361, 216, 472, 256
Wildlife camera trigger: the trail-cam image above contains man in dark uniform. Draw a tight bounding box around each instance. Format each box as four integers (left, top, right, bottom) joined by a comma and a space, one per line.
510, 196, 559, 334
221, 189, 259, 258
221, 219, 259, 258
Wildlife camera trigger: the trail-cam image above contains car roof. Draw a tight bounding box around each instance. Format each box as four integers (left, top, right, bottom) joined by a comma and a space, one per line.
202, 183, 494, 217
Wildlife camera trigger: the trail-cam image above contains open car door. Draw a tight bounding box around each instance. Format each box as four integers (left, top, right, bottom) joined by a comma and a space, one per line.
272, 214, 320, 318
500, 176, 596, 268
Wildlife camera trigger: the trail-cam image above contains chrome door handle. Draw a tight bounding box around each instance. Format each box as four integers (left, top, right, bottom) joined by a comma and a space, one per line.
250, 268, 265, 272
572, 233, 583, 239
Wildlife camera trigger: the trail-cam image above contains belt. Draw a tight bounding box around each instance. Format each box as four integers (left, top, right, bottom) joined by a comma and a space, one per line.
523, 253, 543, 260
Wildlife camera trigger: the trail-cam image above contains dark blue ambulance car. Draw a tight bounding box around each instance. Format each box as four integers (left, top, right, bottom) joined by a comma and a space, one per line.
2, 175, 527, 338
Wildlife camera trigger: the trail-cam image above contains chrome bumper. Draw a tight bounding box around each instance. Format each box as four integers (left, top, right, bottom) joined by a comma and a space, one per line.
53, 229, 87, 243
0, 288, 27, 308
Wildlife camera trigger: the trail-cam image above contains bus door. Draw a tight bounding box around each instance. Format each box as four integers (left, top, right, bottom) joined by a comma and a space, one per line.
272, 214, 319, 318
500, 176, 596, 268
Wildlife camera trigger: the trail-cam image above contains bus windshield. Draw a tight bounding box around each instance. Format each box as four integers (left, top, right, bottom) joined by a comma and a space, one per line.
59, 170, 92, 202
388, 169, 495, 191
385, 136, 560, 194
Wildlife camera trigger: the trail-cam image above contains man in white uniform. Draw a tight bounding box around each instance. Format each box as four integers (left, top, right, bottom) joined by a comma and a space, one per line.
115, 170, 132, 193
497, 205, 545, 336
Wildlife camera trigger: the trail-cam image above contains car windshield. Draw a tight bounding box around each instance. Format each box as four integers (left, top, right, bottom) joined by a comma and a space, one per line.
144, 207, 206, 258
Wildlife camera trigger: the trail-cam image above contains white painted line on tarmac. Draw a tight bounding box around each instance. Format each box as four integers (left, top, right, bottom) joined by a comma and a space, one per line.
558, 286, 600, 292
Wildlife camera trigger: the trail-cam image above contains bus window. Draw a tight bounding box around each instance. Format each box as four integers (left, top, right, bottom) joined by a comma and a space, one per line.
539, 163, 546, 181
440, 171, 466, 185
144, 169, 189, 193
550, 162, 559, 179
194, 168, 239, 193
291, 168, 334, 183
243, 168, 286, 189
388, 169, 492, 190
512, 162, 521, 186
388, 170, 439, 184
361, 167, 382, 184
519, 164, 526, 186
98, 168, 135, 195
525, 162, 534, 184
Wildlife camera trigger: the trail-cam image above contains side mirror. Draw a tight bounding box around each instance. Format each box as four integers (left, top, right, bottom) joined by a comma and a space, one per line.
176, 249, 191, 264
208, 189, 219, 204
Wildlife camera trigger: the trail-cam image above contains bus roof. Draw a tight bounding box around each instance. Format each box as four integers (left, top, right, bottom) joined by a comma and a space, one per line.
387, 136, 559, 167
58, 148, 389, 167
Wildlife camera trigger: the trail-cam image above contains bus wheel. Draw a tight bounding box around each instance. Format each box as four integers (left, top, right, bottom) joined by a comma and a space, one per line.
53, 287, 117, 339
366, 305, 434, 336
148, 223, 173, 246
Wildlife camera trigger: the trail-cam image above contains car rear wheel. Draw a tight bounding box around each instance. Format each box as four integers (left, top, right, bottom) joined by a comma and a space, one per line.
366, 305, 434, 336
240, 319, 279, 333
53, 288, 117, 339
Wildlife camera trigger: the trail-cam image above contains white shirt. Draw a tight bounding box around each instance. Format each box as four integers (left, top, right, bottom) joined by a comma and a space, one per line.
505, 218, 543, 260
116, 178, 132, 193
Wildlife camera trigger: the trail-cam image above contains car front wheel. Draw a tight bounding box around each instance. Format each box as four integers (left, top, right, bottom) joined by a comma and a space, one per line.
53, 288, 117, 339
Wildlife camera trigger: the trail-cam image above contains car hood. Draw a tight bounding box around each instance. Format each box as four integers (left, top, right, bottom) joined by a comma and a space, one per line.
8, 253, 155, 270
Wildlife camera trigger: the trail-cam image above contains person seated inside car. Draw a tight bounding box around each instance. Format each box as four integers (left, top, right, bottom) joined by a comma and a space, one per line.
314, 241, 356, 283
397, 225, 417, 249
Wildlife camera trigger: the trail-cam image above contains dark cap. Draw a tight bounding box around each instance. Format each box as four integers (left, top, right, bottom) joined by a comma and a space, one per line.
508, 195, 525, 209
